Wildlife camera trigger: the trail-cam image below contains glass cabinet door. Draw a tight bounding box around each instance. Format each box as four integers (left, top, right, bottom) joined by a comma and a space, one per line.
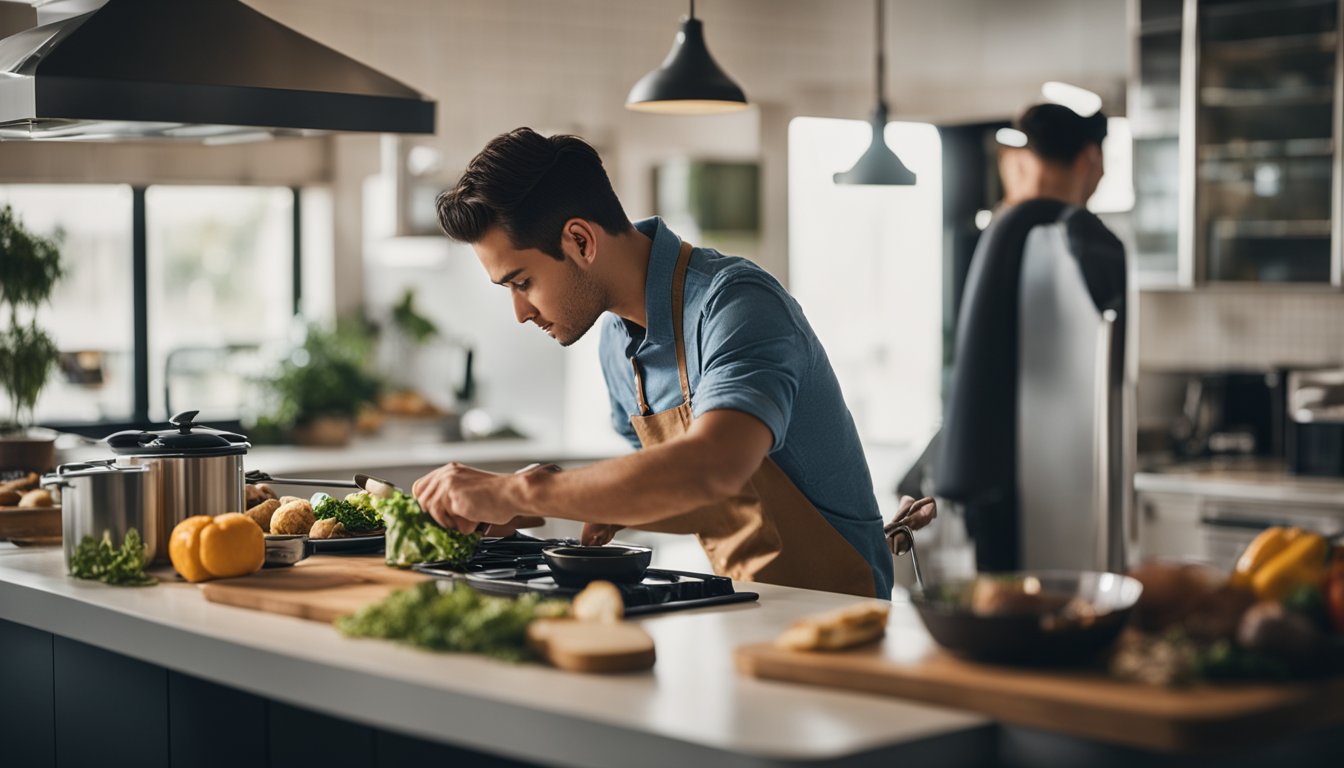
1131, 0, 1186, 282
1195, 0, 1339, 283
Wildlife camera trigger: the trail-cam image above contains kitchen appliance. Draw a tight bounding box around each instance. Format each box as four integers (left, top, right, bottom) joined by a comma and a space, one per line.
105, 410, 248, 564
1287, 368, 1344, 477
0, 0, 434, 142
1171, 371, 1284, 460
413, 534, 760, 617
42, 460, 157, 568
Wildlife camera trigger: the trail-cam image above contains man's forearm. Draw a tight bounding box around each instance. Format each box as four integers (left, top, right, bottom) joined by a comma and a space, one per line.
514, 436, 752, 527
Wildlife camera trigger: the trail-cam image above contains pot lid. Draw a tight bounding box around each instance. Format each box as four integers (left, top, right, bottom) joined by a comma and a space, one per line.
105, 410, 250, 457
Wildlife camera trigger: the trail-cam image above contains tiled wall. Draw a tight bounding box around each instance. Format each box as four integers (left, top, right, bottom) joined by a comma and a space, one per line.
1138, 289, 1344, 372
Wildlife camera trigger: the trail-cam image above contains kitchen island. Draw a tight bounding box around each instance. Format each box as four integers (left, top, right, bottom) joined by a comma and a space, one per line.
0, 546, 991, 768
3, 547, 1341, 768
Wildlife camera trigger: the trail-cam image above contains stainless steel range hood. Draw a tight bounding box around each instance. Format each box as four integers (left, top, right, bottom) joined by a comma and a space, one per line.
0, 0, 435, 141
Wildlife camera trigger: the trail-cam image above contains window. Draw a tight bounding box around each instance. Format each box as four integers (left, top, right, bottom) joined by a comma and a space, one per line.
0, 184, 309, 433
0, 185, 135, 424
146, 186, 295, 421
788, 117, 943, 448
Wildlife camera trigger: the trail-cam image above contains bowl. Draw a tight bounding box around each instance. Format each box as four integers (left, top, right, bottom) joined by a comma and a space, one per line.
541, 544, 653, 587
909, 570, 1143, 664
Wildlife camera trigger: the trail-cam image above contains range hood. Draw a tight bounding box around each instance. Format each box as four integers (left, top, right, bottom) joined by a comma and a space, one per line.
0, 0, 435, 141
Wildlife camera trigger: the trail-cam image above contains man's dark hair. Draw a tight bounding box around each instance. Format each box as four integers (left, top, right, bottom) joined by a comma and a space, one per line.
1014, 103, 1108, 165
436, 128, 631, 259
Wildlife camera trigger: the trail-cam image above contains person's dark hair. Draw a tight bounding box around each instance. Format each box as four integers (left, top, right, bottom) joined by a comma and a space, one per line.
436, 128, 631, 259
1014, 103, 1108, 165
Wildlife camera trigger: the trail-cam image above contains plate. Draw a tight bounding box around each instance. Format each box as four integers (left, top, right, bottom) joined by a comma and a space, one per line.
308, 533, 385, 554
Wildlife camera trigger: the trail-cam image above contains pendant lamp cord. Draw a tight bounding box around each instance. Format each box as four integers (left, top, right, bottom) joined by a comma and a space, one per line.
689, 0, 696, 20
875, 0, 886, 107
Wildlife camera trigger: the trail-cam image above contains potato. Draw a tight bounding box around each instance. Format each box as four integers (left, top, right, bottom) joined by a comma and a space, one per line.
17, 488, 54, 508
245, 483, 277, 507
0, 489, 21, 506
245, 498, 281, 532
309, 518, 345, 539
0, 472, 39, 495
270, 499, 315, 535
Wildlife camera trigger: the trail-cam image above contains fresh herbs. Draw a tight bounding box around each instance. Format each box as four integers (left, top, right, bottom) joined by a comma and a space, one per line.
336, 581, 564, 661
372, 489, 479, 568
69, 529, 157, 587
314, 492, 382, 533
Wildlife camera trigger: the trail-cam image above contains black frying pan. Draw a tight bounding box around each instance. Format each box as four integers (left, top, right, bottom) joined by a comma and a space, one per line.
542, 544, 653, 587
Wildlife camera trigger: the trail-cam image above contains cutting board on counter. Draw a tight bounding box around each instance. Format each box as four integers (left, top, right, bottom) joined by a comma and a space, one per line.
736, 634, 1344, 753
200, 555, 429, 623
0, 505, 60, 541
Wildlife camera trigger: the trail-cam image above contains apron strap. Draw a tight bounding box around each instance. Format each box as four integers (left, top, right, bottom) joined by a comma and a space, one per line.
671, 240, 694, 404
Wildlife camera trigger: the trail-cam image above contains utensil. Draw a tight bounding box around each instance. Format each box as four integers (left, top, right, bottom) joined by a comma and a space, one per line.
42, 460, 159, 569
541, 544, 653, 587
263, 534, 313, 567
244, 470, 401, 495
105, 410, 248, 564
909, 570, 1143, 664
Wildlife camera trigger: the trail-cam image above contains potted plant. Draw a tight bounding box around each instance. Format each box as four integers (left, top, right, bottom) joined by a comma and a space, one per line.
0, 205, 64, 473
258, 321, 380, 447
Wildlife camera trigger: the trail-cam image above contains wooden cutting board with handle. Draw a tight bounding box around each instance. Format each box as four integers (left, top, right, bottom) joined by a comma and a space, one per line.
200, 555, 429, 623
0, 505, 60, 541
200, 556, 657, 674
736, 628, 1344, 754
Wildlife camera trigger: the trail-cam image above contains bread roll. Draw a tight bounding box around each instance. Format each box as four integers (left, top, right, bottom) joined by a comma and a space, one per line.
775, 603, 890, 651
17, 488, 54, 508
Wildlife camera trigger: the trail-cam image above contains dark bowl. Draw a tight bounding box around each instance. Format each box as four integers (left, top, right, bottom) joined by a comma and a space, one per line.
909, 571, 1143, 665
541, 544, 653, 587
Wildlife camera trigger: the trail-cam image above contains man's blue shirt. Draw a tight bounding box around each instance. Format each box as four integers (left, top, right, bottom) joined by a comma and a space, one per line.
597, 217, 893, 597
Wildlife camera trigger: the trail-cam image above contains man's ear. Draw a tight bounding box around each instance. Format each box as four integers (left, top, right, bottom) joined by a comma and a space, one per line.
563, 218, 599, 268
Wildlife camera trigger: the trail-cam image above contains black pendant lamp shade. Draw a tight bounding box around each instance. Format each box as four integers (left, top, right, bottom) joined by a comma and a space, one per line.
626, 1, 748, 114
834, 0, 916, 185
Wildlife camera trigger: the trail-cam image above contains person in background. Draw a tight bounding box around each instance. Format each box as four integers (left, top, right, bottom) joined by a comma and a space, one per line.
935, 102, 1127, 572
412, 127, 935, 598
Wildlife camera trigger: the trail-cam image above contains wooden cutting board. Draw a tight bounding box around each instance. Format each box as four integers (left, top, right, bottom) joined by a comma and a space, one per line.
736, 631, 1344, 753
0, 505, 60, 540
200, 555, 429, 623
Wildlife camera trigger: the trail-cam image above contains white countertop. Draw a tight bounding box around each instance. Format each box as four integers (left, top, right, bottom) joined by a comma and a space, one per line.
1135, 460, 1344, 507
0, 548, 989, 767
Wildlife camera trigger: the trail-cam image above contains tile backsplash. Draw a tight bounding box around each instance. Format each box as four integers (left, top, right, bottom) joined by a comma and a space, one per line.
1138, 290, 1344, 372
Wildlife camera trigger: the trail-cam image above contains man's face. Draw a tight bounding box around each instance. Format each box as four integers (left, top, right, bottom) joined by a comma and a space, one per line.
473, 226, 608, 347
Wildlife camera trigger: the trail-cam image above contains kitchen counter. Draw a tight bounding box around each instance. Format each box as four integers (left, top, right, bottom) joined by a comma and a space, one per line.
0, 547, 990, 768
1135, 459, 1344, 507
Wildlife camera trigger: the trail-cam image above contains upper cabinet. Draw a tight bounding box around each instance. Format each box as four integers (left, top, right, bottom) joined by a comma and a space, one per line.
1132, 0, 1343, 287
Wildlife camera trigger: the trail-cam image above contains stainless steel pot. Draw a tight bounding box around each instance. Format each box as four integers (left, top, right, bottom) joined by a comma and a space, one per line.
42, 461, 159, 570
105, 410, 249, 564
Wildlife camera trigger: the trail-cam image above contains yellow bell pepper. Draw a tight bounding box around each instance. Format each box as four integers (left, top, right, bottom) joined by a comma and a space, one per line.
1230, 527, 1299, 588
169, 513, 265, 583
1249, 531, 1328, 602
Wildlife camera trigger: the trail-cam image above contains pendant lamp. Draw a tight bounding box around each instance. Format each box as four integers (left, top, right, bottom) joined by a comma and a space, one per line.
834, 0, 916, 185
626, 0, 748, 114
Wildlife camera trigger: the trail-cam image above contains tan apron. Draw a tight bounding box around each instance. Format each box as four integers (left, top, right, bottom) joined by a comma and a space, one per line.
627, 241, 879, 598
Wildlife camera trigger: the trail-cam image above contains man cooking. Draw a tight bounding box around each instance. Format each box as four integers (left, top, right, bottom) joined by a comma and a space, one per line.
412, 128, 934, 598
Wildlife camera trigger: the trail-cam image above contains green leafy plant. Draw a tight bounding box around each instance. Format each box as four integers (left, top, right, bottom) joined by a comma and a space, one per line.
0, 205, 64, 431
69, 529, 157, 587
391, 288, 438, 345
263, 321, 380, 429
373, 489, 480, 568
314, 491, 383, 533
336, 580, 565, 661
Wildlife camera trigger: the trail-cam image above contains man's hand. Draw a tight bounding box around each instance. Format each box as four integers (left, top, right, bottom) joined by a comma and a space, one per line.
412, 463, 531, 534
885, 496, 937, 556
580, 523, 624, 546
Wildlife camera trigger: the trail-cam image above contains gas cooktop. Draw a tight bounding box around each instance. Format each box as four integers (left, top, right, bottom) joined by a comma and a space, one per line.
412, 533, 759, 617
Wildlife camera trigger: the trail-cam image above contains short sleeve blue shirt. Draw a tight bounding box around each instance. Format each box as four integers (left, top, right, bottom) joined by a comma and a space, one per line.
598, 217, 893, 597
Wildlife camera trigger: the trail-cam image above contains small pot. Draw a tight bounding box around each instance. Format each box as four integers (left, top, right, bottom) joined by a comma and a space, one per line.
104, 410, 249, 565
542, 544, 653, 587
43, 461, 158, 570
